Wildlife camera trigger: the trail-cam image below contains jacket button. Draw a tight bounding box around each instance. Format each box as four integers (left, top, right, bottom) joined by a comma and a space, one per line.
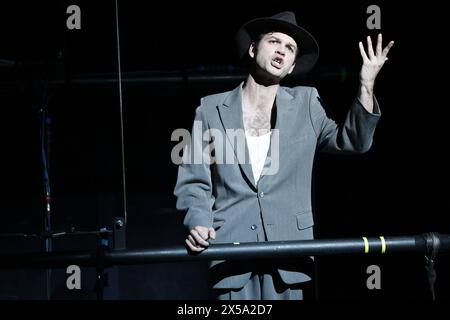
251, 224, 257, 230
259, 192, 264, 198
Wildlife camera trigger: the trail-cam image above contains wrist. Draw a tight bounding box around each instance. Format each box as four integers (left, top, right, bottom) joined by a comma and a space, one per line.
359, 81, 374, 94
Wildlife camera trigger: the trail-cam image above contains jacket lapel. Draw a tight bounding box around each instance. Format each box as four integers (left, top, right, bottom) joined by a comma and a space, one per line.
217, 83, 256, 190
260, 86, 294, 180
274, 86, 295, 141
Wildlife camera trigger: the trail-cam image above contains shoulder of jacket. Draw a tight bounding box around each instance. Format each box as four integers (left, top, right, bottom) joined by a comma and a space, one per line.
197, 90, 232, 116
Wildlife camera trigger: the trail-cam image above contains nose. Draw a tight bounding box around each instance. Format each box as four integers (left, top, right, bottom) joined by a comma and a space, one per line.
275, 46, 285, 56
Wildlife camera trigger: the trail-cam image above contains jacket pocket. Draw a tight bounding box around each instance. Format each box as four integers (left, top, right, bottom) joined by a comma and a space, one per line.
213, 220, 224, 231
296, 211, 314, 230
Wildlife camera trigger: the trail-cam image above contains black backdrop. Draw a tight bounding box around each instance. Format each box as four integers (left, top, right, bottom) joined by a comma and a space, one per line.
0, 0, 449, 299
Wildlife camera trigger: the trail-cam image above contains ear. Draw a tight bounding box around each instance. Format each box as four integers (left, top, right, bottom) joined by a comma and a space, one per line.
248, 42, 256, 59
287, 63, 296, 75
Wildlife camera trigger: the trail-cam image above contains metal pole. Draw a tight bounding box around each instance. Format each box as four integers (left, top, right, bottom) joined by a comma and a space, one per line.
1, 234, 448, 269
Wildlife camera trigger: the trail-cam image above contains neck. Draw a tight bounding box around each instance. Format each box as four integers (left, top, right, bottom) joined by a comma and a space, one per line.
242, 74, 279, 109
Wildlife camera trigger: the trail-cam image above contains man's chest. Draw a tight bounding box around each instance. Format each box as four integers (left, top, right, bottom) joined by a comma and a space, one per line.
242, 106, 275, 136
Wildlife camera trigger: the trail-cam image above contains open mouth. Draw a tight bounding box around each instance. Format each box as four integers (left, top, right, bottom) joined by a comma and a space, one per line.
271, 57, 284, 69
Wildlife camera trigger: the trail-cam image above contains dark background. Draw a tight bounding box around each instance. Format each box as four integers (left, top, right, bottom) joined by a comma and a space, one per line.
0, 0, 448, 299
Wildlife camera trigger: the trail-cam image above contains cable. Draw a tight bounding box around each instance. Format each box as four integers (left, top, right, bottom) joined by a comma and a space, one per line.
114, 0, 127, 224
39, 79, 52, 300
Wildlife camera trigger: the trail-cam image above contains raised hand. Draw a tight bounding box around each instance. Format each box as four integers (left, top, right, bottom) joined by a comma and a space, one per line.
359, 34, 394, 87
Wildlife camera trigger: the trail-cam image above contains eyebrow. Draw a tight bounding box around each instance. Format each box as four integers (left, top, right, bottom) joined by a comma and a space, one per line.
267, 35, 297, 51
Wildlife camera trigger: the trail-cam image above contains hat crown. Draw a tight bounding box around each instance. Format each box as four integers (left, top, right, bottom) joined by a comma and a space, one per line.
271, 11, 298, 26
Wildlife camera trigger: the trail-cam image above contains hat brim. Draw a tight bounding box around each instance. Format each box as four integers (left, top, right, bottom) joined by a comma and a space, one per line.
236, 18, 319, 74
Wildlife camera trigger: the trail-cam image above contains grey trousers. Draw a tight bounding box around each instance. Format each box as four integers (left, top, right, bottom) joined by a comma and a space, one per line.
212, 270, 310, 300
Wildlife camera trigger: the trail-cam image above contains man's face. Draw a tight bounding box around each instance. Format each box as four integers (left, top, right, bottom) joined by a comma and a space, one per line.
249, 32, 298, 80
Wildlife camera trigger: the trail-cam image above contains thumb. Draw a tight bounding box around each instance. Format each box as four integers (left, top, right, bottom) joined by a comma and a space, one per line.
208, 228, 216, 240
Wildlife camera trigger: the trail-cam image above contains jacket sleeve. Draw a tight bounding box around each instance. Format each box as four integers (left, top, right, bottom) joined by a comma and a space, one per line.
309, 87, 381, 153
174, 102, 214, 231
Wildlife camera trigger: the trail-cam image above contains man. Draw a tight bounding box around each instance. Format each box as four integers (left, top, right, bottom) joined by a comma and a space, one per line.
174, 11, 393, 300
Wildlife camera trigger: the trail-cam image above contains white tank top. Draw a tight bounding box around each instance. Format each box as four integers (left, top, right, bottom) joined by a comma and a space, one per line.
245, 131, 271, 184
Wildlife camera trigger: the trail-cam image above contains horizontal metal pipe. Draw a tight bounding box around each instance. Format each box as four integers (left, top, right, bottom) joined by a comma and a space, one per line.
50, 73, 248, 88
0, 67, 355, 90
1, 234, 448, 269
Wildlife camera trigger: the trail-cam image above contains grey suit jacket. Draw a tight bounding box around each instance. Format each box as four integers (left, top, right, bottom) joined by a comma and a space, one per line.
174, 82, 380, 289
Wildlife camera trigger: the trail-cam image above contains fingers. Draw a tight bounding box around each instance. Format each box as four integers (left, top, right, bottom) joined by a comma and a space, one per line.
382, 40, 394, 57
185, 226, 214, 252
359, 41, 369, 63
186, 234, 206, 252
208, 227, 216, 240
191, 228, 210, 246
361, 34, 394, 62
376, 33, 382, 56
367, 36, 375, 59
185, 238, 204, 252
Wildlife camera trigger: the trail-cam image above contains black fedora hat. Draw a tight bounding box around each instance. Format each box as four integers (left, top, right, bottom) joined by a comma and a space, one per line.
235, 11, 319, 74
